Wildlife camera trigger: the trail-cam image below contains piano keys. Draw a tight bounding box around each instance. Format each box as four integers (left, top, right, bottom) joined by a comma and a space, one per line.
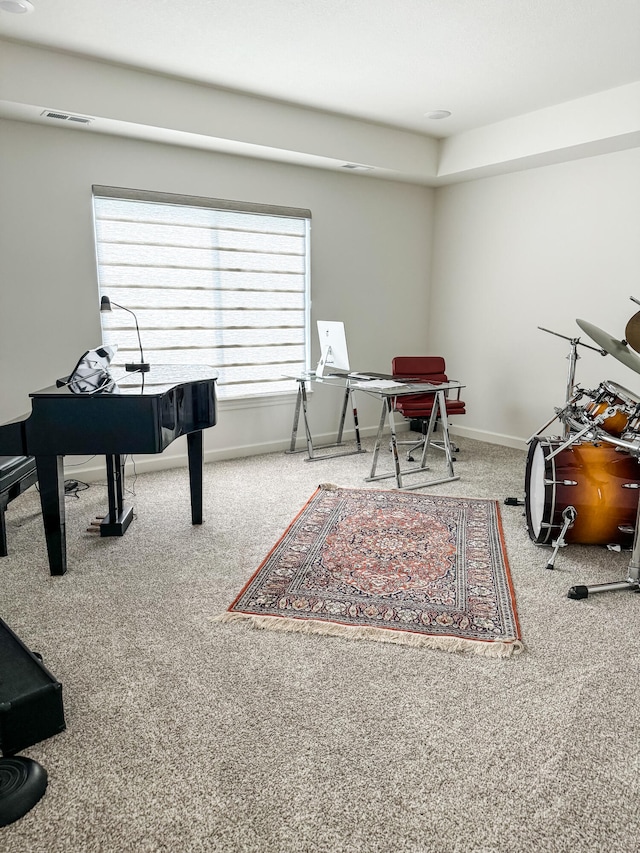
0, 365, 218, 575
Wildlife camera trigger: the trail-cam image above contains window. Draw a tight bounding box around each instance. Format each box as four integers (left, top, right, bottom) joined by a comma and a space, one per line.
92, 186, 311, 399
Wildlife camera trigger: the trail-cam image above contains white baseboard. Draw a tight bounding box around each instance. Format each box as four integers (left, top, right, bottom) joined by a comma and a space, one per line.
449, 424, 527, 452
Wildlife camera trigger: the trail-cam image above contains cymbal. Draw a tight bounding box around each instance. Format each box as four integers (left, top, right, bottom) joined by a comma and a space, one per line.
625, 311, 640, 353
576, 318, 640, 375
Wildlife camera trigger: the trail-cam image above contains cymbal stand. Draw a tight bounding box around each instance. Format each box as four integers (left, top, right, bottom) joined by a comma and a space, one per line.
505, 328, 604, 514
568, 496, 640, 599
536, 326, 605, 438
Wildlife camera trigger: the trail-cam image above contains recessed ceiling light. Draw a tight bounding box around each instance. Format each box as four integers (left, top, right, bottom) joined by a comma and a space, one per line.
424, 110, 452, 120
0, 0, 35, 12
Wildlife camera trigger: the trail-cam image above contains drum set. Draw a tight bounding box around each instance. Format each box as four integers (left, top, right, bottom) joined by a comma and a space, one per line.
522, 298, 640, 599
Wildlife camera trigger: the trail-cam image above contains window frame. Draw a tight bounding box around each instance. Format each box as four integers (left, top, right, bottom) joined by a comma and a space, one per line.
92, 185, 312, 401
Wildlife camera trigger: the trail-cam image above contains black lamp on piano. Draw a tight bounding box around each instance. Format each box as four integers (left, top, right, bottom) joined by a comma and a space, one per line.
100, 295, 150, 373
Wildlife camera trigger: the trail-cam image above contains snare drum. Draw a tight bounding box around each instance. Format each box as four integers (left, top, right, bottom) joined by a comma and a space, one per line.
525, 437, 640, 546
583, 380, 640, 436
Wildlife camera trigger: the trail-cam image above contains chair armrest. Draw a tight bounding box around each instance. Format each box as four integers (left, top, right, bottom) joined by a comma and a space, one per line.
445, 382, 462, 400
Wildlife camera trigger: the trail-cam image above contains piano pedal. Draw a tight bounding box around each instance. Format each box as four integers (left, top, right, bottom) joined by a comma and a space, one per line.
87, 517, 105, 533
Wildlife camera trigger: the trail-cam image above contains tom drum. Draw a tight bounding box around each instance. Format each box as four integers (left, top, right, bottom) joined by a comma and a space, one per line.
525, 437, 640, 546
582, 380, 640, 437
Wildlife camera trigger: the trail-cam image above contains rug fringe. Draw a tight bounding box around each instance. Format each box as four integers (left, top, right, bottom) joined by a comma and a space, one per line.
212, 612, 524, 658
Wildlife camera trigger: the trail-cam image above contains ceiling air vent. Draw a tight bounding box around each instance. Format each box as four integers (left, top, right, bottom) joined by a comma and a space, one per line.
41, 109, 93, 125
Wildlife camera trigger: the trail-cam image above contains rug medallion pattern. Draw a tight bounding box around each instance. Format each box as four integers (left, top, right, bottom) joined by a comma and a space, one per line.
219, 486, 523, 656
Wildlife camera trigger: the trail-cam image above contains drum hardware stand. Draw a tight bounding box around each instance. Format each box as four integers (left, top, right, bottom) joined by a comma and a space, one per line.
506, 391, 588, 511
525, 424, 636, 573
546, 506, 577, 570
563, 431, 640, 597
543, 421, 595, 460
526, 387, 589, 446
509, 327, 601, 507
568, 498, 640, 599
537, 404, 622, 464
537, 326, 606, 438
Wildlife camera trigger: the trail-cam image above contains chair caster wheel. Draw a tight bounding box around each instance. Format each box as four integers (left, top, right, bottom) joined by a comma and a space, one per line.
407, 455, 415, 462
568, 585, 589, 600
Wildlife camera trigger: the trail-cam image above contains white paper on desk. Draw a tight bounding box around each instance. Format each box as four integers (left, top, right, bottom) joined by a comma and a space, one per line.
351, 379, 407, 389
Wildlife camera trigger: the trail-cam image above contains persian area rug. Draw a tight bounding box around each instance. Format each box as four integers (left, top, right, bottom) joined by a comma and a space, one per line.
217, 485, 524, 658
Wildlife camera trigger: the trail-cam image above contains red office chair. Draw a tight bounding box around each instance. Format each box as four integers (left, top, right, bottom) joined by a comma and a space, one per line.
391, 356, 466, 459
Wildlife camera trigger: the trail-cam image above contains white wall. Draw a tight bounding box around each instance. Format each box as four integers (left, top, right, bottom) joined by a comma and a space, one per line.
428, 147, 640, 448
3, 47, 638, 481
0, 40, 440, 186
0, 118, 434, 476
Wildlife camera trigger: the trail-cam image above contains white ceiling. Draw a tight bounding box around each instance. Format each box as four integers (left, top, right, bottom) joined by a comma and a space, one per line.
1, 0, 640, 138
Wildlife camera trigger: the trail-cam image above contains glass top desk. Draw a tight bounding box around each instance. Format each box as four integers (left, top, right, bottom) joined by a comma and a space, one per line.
285, 372, 465, 490
349, 377, 465, 490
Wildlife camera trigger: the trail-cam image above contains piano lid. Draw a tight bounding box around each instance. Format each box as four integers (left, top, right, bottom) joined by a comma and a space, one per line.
36, 364, 219, 398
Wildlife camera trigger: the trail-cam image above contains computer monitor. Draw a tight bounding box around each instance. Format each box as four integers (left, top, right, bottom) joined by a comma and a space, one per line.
316, 321, 350, 377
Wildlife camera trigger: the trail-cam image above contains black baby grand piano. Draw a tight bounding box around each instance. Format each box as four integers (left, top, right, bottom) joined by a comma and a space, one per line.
0, 362, 218, 576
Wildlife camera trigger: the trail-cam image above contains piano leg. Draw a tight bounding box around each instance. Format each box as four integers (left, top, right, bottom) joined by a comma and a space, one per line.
35, 455, 67, 576
187, 431, 203, 525
100, 454, 134, 537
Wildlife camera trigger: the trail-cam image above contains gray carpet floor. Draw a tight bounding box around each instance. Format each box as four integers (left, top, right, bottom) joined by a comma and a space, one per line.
1, 435, 639, 852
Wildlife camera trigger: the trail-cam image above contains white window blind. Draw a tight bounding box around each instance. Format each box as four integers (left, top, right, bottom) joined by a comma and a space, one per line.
92, 186, 311, 399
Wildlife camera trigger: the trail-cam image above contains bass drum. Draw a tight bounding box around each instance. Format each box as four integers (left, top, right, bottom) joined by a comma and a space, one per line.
525, 437, 640, 546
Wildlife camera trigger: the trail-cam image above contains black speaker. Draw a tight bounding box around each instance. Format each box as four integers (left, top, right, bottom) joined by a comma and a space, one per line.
0, 618, 66, 756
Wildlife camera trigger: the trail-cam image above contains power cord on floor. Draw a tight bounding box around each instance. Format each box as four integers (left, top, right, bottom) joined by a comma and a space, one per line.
64, 480, 90, 498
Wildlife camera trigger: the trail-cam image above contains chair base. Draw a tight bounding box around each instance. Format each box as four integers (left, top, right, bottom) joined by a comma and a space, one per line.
400, 422, 459, 459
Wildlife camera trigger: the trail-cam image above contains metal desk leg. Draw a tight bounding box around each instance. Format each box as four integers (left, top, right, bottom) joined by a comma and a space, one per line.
351, 390, 363, 452
387, 403, 403, 488
367, 391, 460, 490
300, 382, 315, 458
286, 384, 304, 453
418, 398, 440, 465
336, 386, 349, 444
366, 398, 391, 482
287, 380, 366, 461
336, 386, 364, 452
421, 392, 454, 476
285, 381, 316, 458
438, 392, 456, 478
366, 398, 406, 488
